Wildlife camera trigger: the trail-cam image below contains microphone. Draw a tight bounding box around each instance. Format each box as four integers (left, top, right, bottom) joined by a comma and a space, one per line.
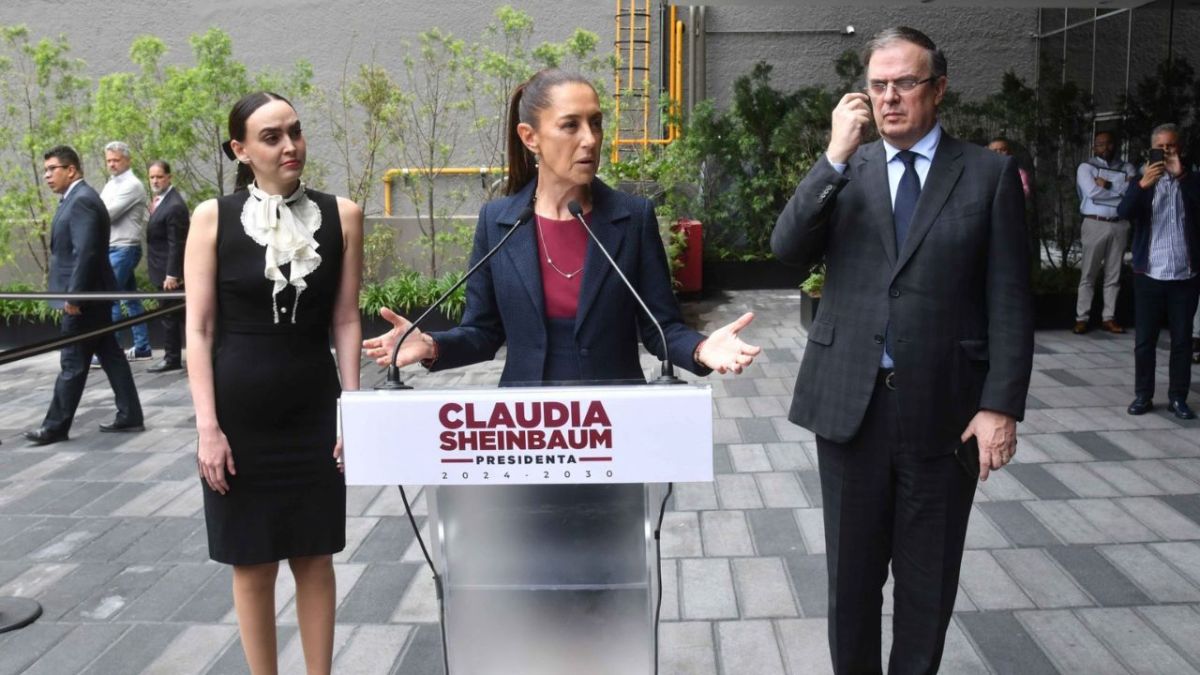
567, 200, 683, 385
377, 206, 536, 389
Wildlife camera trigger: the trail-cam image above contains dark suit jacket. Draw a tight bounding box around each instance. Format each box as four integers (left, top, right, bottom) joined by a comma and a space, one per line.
428, 179, 708, 384
146, 187, 190, 286
48, 180, 116, 310
1117, 169, 1200, 275
771, 133, 1034, 455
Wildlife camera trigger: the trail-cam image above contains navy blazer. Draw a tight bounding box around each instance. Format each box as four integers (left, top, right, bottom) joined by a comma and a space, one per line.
146, 187, 190, 286
428, 179, 708, 384
1117, 169, 1200, 275
48, 180, 117, 310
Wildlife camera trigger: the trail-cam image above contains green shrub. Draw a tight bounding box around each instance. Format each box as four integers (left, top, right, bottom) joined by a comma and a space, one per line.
359, 270, 468, 322
0, 282, 58, 324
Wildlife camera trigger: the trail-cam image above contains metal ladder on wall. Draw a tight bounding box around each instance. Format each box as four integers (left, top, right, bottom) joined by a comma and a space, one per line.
612, 0, 682, 163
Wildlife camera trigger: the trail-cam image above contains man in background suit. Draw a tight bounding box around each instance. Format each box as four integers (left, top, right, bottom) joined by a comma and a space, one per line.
145, 160, 189, 373
25, 146, 144, 446
772, 27, 1034, 673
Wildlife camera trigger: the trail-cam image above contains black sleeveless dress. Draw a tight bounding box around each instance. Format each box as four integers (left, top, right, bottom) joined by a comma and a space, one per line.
202, 188, 346, 565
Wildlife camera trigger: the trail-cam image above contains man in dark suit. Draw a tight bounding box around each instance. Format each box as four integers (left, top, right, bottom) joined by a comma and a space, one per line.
144, 160, 189, 373
771, 27, 1033, 673
26, 146, 145, 446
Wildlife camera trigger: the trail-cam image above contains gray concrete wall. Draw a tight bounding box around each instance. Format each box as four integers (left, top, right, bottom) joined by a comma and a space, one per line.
4, 3, 1039, 205
699, 7, 1040, 107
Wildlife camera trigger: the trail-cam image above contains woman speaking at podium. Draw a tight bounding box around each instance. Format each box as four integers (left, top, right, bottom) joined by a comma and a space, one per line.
362, 68, 759, 674
363, 67, 758, 381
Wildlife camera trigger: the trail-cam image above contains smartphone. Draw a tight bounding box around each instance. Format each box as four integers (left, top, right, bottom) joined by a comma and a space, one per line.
955, 437, 980, 480
1149, 148, 1166, 164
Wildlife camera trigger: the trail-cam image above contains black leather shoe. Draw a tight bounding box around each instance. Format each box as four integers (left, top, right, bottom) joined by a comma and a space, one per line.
147, 359, 183, 373
1127, 397, 1154, 415
1169, 400, 1197, 420
99, 420, 145, 433
25, 428, 68, 446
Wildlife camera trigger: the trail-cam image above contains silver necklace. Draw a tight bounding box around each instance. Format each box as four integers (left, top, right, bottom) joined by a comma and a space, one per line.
535, 214, 585, 279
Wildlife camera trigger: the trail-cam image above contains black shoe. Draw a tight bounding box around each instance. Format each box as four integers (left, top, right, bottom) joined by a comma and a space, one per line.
1127, 397, 1154, 415
1169, 400, 1197, 420
147, 359, 183, 373
25, 428, 68, 446
99, 420, 145, 433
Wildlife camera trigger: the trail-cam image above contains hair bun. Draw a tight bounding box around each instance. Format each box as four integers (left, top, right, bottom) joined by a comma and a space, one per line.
221, 139, 236, 161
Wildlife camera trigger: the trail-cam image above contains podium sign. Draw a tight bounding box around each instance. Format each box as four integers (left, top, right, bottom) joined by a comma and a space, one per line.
341, 384, 713, 486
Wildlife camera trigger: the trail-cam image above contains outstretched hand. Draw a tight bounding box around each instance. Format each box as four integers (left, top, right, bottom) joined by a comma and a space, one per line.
361, 307, 437, 368
697, 312, 762, 375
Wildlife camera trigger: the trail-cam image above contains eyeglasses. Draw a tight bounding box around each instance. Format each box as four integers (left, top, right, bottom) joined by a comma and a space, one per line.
865, 77, 937, 96
43, 165, 70, 174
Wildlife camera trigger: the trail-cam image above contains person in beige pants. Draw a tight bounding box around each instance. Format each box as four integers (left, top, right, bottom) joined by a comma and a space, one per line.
1075, 131, 1136, 334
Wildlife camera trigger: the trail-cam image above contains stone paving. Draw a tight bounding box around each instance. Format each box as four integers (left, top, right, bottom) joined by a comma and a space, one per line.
2, 288, 1200, 674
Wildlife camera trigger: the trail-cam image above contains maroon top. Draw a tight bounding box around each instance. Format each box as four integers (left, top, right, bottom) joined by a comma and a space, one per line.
536, 212, 590, 319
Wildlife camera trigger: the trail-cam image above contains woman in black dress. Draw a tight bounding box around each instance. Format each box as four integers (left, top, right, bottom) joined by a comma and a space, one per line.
185, 92, 362, 675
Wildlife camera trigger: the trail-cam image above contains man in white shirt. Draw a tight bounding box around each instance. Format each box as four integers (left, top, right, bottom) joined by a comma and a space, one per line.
1074, 131, 1136, 334
100, 141, 152, 361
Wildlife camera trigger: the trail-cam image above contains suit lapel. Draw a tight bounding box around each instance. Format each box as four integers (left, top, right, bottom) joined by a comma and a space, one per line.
892, 134, 964, 281
574, 181, 629, 337
498, 181, 545, 320
50, 188, 77, 251
855, 142, 897, 266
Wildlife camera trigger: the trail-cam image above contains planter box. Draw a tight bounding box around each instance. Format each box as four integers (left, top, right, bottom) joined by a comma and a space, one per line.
800, 293, 821, 332
703, 259, 808, 290
1, 319, 61, 351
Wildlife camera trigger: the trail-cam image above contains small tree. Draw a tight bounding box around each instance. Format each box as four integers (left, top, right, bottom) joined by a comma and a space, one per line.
393, 28, 471, 277
310, 51, 405, 213
1120, 57, 1200, 163
0, 25, 91, 281
90, 29, 313, 202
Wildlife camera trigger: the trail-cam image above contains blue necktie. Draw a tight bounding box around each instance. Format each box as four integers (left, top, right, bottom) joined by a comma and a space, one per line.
884, 150, 921, 366
893, 150, 920, 248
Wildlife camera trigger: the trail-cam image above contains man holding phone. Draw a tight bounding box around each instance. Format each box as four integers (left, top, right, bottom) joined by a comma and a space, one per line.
772, 26, 1033, 674
1119, 123, 1200, 419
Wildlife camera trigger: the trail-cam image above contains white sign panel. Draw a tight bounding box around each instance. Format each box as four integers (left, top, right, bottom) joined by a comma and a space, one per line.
341, 384, 713, 485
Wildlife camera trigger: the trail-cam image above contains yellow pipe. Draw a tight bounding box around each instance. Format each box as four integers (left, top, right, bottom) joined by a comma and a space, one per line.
612, 0, 623, 165
669, 6, 678, 141
381, 167, 504, 216
674, 18, 684, 140
642, 0, 652, 150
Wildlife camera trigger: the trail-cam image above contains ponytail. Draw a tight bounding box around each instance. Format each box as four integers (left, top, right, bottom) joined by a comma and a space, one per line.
505, 83, 537, 196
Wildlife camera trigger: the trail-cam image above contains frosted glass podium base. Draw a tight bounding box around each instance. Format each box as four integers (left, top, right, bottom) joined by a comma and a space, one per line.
428, 483, 663, 675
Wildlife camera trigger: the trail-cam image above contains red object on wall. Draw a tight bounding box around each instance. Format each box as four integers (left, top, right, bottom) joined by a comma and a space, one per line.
672, 219, 703, 293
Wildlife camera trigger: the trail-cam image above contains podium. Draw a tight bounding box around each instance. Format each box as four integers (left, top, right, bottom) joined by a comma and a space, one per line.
342, 384, 712, 675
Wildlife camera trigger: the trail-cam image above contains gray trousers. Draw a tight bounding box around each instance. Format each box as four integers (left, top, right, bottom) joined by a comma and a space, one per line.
1076, 217, 1130, 321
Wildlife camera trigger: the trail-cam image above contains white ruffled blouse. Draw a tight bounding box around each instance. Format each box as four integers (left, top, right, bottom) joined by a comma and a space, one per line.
241, 182, 322, 323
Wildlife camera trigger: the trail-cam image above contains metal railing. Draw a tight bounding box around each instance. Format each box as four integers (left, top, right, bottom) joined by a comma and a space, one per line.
0, 291, 184, 367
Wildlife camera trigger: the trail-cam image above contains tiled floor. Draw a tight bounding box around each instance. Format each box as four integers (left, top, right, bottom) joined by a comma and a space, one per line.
2, 289, 1200, 673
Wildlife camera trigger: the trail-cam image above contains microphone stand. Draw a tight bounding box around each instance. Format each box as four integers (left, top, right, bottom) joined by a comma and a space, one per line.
567, 201, 684, 385
376, 206, 535, 390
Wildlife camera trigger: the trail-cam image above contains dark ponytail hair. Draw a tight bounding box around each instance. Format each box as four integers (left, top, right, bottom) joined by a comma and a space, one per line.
226, 91, 294, 192
504, 69, 596, 196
